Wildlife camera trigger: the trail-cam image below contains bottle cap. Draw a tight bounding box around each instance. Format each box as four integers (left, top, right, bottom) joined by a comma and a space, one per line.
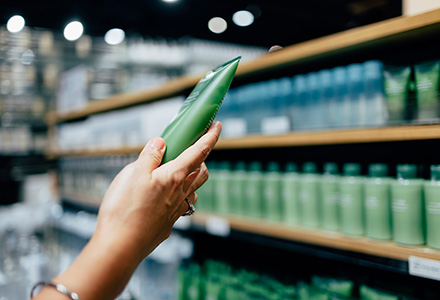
248, 161, 262, 172
302, 162, 317, 174
323, 162, 338, 175
369, 163, 388, 177
218, 161, 231, 171
396, 164, 417, 179
431, 165, 440, 181
234, 161, 246, 171
285, 162, 298, 173
267, 161, 280, 172
343, 163, 361, 176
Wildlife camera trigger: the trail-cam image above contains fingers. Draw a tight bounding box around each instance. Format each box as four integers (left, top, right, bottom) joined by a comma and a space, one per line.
183, 163, 208, 195
138, 137, 166, 172
163, 121, 222, 180
176, 192, 198, 219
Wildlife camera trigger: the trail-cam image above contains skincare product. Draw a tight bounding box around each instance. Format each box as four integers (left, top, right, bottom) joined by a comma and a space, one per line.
383, 65, 412, 124
281, 162, 300, 225
214, 161, 232, 215
161, 57, 240, 163
320, 162, 340, 231
229, 161, 247, 216
340, 163, 365, 236
364, 163, 392, 240
414, 60, 440, 122
245, 161, 264, 219
299, 162, 321, 228
263, 162, 283, 222
424, 165, 440, 249
391, 164, 425, 245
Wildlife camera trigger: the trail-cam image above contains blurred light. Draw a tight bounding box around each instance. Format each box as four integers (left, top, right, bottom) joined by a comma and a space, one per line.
208, 17, 227, 34
232, 10, 254, 27
7, 15, 25, 33
162, 0, 179, 2
64, 21, 84, 41
21, 49, 35, 65
104, 28, 125, 45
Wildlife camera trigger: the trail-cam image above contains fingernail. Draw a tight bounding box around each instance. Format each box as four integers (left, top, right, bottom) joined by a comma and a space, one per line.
149, 137, 165, 151
213, 121, 222, 130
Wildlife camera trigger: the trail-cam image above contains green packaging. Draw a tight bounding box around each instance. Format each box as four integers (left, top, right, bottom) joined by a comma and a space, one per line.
263, 161, 283, 222
229, 161, 247, 216
383, 65, 412, 124
281, 162, 300, 226
161, 56, 241, 163
340, 163, 365, 236
299, 162, 321, 228
424, 165, 440, 249
414, 60, 440, 122
311, 276, 354, 297
320, 162, 340, 231
245, 161, 264, 219
391, 164, 425, 245
214, 161, 231, 215
364, 163, 392, 240
359, 285, 399, 300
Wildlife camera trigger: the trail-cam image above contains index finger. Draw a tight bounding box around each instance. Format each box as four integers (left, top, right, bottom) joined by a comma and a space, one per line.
160, 121, 222, 178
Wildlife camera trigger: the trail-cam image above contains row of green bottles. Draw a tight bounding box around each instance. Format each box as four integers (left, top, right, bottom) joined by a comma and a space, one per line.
178, 259, 403, 300
197, 161, 440, 249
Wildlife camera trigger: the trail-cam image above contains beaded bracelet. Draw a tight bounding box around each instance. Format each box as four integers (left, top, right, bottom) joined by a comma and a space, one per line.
30, 282, 80, 300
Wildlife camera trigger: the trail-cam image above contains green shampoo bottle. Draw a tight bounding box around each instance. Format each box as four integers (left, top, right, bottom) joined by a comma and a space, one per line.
214, 161, 232, 215
229, 161, 247, 216
161, 56, 241, 163
299, 162, 321, 228
391, 164, 425, 245
281, 162, 300, 226
263, 161, 283, 222
424, 165, 440, 249
320, 162, 340, 232
245, 161, 264, 219
364, 163, 392, 240
340, 163, 365, 236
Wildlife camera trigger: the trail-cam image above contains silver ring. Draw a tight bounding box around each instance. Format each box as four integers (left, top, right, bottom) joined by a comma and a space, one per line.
182, 197, 195, 216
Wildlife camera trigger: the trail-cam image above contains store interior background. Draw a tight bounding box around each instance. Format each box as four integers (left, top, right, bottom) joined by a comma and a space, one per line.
2, 0, 440, 299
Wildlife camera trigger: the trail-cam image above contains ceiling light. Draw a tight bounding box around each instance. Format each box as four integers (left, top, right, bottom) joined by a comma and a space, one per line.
232, 10, 254, 27
162, 0, 179, 2
64, 21, 84, 41
208, 17, 227, 34
105, 28, 125, 45
7, 15, 25, 33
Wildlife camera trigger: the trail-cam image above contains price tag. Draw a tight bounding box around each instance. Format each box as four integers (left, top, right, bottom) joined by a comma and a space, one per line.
408, 256, 440, 281
205, 216, 231, 237
222, 118, 247, 138
261, 116, 290, 135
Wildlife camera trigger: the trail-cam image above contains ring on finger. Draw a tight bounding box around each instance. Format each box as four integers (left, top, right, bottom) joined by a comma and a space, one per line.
182, 197, 196, 216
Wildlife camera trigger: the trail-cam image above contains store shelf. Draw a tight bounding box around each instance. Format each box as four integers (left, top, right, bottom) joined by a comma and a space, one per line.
191, 212, 440, 262
46, 8, 440, 125
47, 124, 440, 158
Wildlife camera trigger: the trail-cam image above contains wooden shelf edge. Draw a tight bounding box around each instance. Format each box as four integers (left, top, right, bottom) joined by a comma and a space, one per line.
192, 213, 440, 262
46, 145, 144, 159
46, 9, 440, 125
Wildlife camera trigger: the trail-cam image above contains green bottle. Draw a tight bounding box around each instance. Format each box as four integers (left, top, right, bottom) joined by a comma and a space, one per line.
320, 162, 340, 232
424, 165, 440, 249
197, 161, 216, 212
340, 163, 365, 236
281, 162, 300, 226
161, 57, 241, 163
229, 161, 247, 216
364, 163, 392, 240
263, 162, 283, 222
245, 161, 264, 219
299, 162, 321, 228
215, 161, 231, 215
391, 164, 425, 245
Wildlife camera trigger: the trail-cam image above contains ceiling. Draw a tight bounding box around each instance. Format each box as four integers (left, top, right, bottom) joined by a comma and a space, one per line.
2, 0, 402, 48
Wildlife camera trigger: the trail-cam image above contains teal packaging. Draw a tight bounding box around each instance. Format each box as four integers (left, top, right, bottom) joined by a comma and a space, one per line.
229, 161, 247, 216
320, 162, 340, 231
383, 65, 412, 124
214, 161, 231, 215
263, 161, 283, 222
414, 60, 440, 122
340, 163, 365, 236
299, 162, 321, 228
424, 165, 440, 249
281, 162, 300, 226
364, 163, 393, 240
391, 164, 425, 245
161, 57, 241, 163
244, 161, 264, 219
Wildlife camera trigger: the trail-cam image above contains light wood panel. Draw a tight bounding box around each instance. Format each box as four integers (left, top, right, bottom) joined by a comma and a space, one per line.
192, 213, 440, 261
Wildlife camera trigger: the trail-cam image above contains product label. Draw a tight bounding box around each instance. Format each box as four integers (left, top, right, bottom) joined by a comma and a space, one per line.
261, 116, 290, 135
365, 196, 379, 209
428, 202, 440, 215
341, 195, 353, 206
392, 199, 408, 212
205, 216, 230, 237
409, 256, 440, 281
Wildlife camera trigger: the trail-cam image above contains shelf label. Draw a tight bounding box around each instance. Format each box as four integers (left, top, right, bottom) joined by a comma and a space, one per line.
222, 118, 247, 138
261, 116, 290, 135
205, 216, 230, 237
408, 256, 440, 281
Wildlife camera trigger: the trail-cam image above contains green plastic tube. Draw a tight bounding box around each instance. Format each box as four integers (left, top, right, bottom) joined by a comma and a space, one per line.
161, 56, 241, 163
425, 165, 440, 249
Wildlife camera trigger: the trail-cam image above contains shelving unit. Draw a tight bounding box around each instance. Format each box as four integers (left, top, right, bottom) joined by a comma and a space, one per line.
49, 8, 440, 289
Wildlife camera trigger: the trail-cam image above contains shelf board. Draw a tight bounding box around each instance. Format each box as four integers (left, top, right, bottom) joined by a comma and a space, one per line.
192, 213, 440, 262
47, 124, 440, 158
46, 9, 440, 124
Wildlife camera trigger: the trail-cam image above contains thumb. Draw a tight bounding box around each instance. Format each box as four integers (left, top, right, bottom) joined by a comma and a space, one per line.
138, 137, 166, 172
